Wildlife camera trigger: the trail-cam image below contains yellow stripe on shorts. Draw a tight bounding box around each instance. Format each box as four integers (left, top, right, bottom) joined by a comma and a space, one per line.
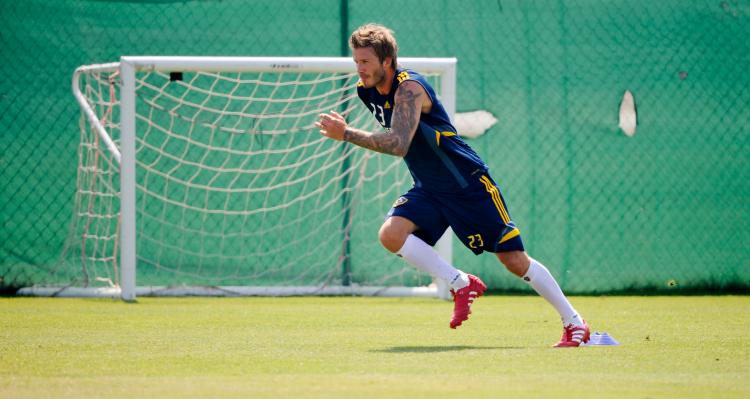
479, 175, 510, 224
499, 228, 520, 244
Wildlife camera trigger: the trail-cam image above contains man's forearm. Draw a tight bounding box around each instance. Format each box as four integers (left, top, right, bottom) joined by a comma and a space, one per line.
343, 127, 408, 157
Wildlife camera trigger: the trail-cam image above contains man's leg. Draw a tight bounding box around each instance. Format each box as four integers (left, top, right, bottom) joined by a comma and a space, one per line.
380, 216, 470, 289
496, 251, 589, 346
380, 216, 486, 329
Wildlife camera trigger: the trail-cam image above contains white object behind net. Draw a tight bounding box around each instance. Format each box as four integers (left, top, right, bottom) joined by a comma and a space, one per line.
43, 58, 452, 297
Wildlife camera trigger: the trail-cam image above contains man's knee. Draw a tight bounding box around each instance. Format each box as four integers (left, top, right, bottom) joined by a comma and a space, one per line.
378, 217, 415, 253
496, 251, 531, 277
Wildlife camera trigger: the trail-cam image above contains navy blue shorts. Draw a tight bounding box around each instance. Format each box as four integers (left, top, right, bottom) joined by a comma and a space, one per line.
387, 173, 524, 255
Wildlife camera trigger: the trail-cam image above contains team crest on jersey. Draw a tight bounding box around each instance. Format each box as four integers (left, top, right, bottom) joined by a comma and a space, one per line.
384, 100, 391, 109
392, 196, 408, 207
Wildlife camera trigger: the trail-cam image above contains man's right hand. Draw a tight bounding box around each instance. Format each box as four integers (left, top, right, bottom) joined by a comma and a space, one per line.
315, 111, 348, 141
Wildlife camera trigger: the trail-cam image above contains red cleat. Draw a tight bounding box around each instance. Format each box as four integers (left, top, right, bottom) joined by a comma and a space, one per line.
449, 274, 487, 329
553, 320, 591, 347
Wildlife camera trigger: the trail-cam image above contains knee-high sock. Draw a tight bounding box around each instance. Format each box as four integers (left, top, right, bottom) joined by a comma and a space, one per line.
523, 257, 583, 326
396, 234, 469, 290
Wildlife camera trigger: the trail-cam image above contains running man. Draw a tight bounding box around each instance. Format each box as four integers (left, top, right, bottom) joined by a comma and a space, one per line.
316, 23, 590, 347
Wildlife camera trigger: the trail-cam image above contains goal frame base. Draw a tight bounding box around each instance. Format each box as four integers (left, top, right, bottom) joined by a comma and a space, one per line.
18, 284, 445, 298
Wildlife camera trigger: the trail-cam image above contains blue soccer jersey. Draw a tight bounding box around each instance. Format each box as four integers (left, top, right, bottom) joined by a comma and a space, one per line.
356, 68, 487, 194
356, 68, 524, 254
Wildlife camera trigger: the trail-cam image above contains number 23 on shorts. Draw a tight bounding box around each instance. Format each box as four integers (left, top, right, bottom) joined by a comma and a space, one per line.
467, 233, 483, 249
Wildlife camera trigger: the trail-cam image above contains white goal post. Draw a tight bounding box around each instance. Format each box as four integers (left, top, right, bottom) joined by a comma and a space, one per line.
55, 56, 457, 301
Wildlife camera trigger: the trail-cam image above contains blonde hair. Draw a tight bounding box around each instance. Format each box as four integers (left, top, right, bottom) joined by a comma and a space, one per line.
349, 23, 398, 69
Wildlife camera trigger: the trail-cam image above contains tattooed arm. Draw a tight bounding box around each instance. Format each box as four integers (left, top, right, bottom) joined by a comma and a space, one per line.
315, 80, 428, 157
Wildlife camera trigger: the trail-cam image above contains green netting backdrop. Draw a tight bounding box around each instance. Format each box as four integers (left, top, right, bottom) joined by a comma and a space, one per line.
1, 0, 748, 294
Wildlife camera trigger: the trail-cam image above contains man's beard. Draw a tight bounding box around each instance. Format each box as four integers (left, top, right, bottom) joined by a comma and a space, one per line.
366, 67, 386, 88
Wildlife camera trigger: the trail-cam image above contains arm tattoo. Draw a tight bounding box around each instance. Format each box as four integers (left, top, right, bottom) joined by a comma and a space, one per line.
343, 126, 405, 157
344, 81, 423, 157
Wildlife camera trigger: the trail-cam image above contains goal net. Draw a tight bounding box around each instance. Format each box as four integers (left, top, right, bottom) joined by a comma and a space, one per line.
39, 57, 456, 300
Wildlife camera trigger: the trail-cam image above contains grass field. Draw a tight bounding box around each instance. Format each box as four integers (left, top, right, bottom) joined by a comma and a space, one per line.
1, 296, 749, 398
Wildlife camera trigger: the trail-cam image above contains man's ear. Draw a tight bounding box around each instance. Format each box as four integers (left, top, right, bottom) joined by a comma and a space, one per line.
383, 56, 393, 69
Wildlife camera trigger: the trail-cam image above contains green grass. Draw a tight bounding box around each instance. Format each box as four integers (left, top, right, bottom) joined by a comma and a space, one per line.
1, 296, 749, 398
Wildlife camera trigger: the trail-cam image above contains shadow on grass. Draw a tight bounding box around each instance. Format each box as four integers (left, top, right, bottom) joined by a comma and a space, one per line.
372, 345, 522, 353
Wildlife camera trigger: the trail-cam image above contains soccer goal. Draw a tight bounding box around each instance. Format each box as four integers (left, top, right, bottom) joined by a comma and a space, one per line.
25, 56, 458, 301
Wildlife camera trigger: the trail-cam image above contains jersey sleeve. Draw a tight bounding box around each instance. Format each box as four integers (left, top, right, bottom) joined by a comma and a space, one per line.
395, 70, 436, 105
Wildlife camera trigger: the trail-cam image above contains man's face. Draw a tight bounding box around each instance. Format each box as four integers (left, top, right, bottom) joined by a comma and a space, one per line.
353, 47, 389, 88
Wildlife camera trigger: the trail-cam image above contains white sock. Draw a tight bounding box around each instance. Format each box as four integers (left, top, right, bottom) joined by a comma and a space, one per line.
522, 257, 583, 326
396, 234, 469, 290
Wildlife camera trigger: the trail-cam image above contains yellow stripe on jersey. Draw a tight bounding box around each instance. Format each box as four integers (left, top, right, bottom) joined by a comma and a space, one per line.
435, 130, 457, 147
499, 228, 520, 244
479, 175, 510, 224
357, 81, 364, 87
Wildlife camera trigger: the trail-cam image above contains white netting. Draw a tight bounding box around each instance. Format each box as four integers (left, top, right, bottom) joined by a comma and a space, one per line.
59, 63, 445, 291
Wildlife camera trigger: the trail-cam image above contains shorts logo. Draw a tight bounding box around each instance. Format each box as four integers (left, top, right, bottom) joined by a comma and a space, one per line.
392, 197, 408, 207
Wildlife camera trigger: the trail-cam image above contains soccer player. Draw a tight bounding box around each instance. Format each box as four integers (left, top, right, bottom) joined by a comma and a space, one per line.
316, 23, 590, 347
